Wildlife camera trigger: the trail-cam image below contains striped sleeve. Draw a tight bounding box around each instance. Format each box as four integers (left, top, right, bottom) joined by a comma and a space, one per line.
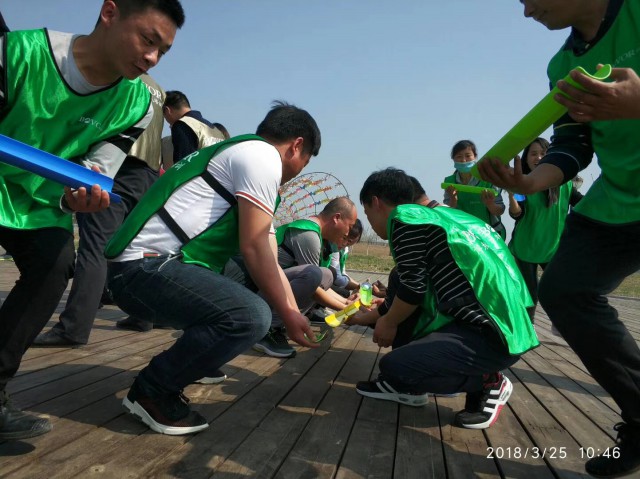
80, 101, 153, 178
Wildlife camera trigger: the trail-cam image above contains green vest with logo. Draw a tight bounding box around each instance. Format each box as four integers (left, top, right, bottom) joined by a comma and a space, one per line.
275, 219, 331, 267
547, 0, 640, 224
105, 135, 267, 273
510, 182, 573, 264
0, 29, 150, 230
389, 204, 538, 355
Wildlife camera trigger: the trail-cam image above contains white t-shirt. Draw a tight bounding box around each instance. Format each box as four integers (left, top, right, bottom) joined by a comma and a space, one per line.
114, 140, 282, 261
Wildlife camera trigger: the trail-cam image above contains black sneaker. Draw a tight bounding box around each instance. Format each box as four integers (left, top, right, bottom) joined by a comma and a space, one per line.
355, 379, 428, 407
454, 373, 512, 429
253, 328, 296, 358
0, 390, 52, 440
195, 369, 227, 384
585, 422, 640, 478
116, 316, 153, 332
122, 380, 208, 435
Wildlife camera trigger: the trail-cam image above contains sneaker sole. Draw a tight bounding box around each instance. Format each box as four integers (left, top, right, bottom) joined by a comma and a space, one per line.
252, 343, 296, 358
356, 388, 428, 407
195, 375, 227, 384
0, 422, 52, 440
122, 397, 209, 435
461, 377, 513, 430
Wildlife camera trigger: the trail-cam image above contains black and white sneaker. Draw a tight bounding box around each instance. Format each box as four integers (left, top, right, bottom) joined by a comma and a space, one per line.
195, 369, 227, 384
356, 379, 428, 407
454, 373, 512, 429
253, 328, 296, 358
123, 380, 208, 435
585, 422, 640, 478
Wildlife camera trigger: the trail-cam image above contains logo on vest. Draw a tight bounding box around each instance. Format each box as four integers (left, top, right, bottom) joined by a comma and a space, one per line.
79, 116, 103, 132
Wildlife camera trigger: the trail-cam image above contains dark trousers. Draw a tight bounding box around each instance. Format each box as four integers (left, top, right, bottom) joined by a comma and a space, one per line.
514, 257, 548, 323
380, 321, 518, 395
0, 226, 75, 390
51, 160, 158, 343
539, 213, 640, 428
108, 256, 271, 394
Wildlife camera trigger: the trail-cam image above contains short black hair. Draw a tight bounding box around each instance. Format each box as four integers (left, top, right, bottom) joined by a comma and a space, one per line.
114, 0, 185, 28
348, 218, 364, 241
256, 100, 321, 157
450, 139, 477, 159
212, 122, 230, 140
360, 168, 415, 206
408, 176, 426, 201
163, 90, 190, 109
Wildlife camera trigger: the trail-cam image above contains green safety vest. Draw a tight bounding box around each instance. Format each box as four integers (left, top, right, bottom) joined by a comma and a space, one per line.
105, 135, 268, 273
510, 182, 573, 264
443, 174, 506, 240
0, 28, 150, 230
275, 219, 331, 268
389, 204, 538, 355
547, 0, 640, 224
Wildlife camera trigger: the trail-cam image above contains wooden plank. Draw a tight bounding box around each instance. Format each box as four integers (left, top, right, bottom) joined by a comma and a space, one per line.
72, 327, 348, 478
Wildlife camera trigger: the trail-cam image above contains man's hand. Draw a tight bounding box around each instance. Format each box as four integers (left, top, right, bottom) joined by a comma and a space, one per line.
373, 316, 398, 348
63, 165, 111, 212
555, 65, 640, 123
281, 309, 319, 348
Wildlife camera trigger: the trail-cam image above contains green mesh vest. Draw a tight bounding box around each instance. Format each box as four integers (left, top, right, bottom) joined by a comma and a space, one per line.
105, 135, 268, 273
389, 204, 538, 356
510, 182, 573, 264
547, 0, 640, 224
275, 219, 331, 267
0, 29, 150, 230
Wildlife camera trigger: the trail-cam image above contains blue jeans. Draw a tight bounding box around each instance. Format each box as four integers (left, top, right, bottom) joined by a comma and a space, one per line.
108, 256, 271, 394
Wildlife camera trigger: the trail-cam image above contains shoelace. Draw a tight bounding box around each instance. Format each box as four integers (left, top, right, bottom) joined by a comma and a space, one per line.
271, 329, 290, 347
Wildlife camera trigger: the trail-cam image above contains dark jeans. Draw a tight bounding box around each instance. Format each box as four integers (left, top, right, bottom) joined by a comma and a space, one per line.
108, 256, 271, 394
514, 257, 548, 323
52, 159, 158, 343
539, 213, 640, 428
379, 321, 518, 395
223, 257, 328, 328
0, 226, 75, 390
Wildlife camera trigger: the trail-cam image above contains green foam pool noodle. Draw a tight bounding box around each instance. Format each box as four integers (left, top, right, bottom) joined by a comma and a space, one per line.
471, 64, 612, 178
441, 182, 498, 196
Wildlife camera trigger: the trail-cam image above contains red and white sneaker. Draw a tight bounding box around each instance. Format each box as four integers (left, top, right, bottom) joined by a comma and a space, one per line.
454, 373, 512, 429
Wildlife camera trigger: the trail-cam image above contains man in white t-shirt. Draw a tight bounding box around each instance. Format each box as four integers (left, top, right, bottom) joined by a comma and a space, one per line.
104, 101, 322, 436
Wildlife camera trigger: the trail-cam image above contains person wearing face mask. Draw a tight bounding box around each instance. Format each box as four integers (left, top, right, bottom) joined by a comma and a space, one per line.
507, 138, 583, 324
443, 140, 506, 239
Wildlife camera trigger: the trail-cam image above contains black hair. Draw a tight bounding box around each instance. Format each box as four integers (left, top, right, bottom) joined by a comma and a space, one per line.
114, 0, 185, 28
256, 100, 321, 157
520, 137, 549, 175
360, 167, 415, 206
348, 218, 364, 241
212, 122, 230, 140
408, 176, 426, 202
450, 139, 477, 159
163, 90, 190, 109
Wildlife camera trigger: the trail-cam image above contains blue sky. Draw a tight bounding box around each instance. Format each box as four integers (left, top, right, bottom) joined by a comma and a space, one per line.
2, 1, 601, 240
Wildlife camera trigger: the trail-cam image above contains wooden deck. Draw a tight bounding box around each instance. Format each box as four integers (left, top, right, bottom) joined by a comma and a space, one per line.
0, 260, 639, 478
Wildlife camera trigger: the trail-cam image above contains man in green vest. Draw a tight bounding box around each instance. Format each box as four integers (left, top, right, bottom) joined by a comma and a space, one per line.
105, 101, 321, 435
355, 168, 538, 429
479, 1, 640, 476
0, 0, 184, 441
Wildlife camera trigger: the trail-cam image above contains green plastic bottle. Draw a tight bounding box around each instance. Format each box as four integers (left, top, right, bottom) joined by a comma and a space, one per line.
359, 279, 372, 306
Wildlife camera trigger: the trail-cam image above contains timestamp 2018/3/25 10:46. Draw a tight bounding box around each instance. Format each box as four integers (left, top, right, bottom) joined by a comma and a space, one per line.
486, 446, 620, 460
